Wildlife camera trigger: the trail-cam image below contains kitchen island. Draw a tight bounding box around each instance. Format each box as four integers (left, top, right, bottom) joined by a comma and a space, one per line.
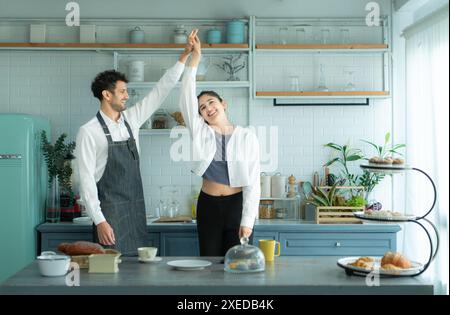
0, 256, 433, 295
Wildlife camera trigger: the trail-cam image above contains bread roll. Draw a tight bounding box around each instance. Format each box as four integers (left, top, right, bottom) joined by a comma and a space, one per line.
381, 252, 411, 269
58, 241, 105, 255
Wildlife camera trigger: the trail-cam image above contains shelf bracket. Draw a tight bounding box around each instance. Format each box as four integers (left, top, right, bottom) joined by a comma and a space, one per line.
273, 98, 370, 106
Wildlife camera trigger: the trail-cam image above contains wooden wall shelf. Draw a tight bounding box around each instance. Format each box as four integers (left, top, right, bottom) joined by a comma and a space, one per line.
256, 44, 388, 50
0, 43, 249, 49
256, 91, 390, 97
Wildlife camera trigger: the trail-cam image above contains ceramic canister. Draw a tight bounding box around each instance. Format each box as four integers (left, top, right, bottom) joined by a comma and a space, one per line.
226, 20, 245, 44
207, 29, 222, 44
271, 173, 287, 198
260, 173, 271, 198
128, 60, 145, 82
130, 26, 145, 44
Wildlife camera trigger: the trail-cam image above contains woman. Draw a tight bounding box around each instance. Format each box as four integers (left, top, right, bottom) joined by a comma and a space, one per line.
180, 30, 260, 256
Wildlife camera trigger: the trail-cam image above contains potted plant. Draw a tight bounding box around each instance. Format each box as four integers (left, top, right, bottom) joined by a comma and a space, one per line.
215, 54, 246, 81
323, 132, 406, 205
362, 132, 406, 165
41, 131, 76, 222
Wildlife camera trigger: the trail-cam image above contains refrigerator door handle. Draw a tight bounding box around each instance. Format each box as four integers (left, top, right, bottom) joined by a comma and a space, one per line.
0, 154, 22, 159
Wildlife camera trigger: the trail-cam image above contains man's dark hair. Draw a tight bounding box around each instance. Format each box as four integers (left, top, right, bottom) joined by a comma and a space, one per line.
91, 70, 128, 101
197, 90, 223, 103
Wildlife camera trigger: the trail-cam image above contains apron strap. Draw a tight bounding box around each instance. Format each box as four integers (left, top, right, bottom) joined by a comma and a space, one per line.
123, 119, 135, 141
96, 112, 114, 144
96, 111, 135, 143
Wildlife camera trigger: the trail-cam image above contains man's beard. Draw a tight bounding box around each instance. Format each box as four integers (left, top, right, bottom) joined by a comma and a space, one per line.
111, 102, 126, 112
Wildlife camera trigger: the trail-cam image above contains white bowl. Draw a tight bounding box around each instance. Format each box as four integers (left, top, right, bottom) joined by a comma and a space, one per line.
37, 251, 70, 277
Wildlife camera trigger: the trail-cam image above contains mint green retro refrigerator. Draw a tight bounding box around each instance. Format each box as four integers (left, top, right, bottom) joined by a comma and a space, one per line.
0, 114, 50, 284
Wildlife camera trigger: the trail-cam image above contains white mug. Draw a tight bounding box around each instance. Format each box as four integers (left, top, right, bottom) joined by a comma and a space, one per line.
138, 247, 157, 260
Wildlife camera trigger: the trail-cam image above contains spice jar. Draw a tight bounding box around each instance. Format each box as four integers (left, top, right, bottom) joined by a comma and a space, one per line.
259, 200, 275, 219
173, 25, 188, 44
276, 208, 287, 219
151, 109, 169, 129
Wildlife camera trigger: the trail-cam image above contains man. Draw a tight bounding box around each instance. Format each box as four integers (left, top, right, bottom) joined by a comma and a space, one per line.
75, 33, 194, 256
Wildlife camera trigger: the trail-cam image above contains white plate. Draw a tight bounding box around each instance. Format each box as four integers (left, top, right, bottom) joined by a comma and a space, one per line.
139, 257, 162, 263
337, 256, 423, 276
167, 259, 212, 270
354, 211, 416, 222
72, 217, 93, 225
360, 163, 412, 174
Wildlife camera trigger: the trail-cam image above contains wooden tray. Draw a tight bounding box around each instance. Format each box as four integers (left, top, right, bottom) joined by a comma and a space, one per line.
316, 206, 364, 224
153, 215, 193, 223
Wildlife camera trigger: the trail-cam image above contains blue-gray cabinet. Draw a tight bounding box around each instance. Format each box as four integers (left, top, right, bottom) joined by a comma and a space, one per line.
279, 232, 397, 256
161, 232, 199, 256
37, 222, 401, 256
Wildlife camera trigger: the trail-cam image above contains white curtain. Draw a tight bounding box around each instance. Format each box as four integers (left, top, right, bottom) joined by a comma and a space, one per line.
403, 5, 449, 295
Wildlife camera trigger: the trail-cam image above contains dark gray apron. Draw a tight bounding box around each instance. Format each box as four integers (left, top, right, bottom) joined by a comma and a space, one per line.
93, 112, 148, 256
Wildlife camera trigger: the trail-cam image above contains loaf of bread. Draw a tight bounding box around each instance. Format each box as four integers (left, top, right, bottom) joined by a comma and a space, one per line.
381, 252, 411, 269
58, 241, 106, 255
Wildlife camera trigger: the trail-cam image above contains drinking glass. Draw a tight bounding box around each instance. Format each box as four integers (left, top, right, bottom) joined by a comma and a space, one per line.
289, 75, 300, 91
321, 29, 330, 44
340, 29, 350, 44
317, 64, 329, 91
295, 28, 306, 44
344, 70, 356, 91
279, 27, 288, 45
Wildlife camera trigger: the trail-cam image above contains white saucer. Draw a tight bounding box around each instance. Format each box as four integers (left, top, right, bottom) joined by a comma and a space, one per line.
139, 257, 162, 263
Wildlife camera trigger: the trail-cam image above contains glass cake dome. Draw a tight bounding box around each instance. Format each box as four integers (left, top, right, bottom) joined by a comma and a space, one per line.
224, 237, 265, 273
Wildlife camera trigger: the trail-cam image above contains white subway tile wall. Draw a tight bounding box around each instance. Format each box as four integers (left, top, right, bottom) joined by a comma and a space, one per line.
0, 49, 393, 216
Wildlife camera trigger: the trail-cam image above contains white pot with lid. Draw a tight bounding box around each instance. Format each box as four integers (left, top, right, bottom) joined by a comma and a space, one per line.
128, 60, 146, 82
37, 251, 70, 277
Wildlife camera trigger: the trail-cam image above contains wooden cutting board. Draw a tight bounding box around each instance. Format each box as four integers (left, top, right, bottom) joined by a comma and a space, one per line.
153, 215, 193, 223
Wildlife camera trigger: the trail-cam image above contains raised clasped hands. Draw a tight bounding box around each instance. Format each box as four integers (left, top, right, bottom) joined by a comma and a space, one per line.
180, 29, 201, 64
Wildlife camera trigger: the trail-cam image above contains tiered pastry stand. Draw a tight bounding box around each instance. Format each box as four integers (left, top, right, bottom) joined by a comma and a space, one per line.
339, 164, 439, 277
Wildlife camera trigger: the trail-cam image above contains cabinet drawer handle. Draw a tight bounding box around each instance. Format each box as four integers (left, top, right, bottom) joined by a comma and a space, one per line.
335, 242, 341, 247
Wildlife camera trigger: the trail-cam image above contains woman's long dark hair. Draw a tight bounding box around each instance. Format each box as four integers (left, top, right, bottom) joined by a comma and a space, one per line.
197, 90, 223, 102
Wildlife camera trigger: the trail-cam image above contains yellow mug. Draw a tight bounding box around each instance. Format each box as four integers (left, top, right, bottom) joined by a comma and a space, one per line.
258, 239, 281, 261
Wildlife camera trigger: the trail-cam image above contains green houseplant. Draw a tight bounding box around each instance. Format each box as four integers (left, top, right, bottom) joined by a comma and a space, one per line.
41, 131, 76, 209
323, 132, 406, 202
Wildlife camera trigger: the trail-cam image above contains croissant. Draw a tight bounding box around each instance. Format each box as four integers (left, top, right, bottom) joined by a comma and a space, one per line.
381, 263, 403, 271
349, 257, 374, 269
381, 252, 411, 269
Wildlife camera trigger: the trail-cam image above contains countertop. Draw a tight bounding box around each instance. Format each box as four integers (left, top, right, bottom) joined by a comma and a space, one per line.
0, 256, 432, 295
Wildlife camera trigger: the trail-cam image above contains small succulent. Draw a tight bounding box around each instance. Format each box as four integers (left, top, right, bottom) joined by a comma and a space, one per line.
307, 182, 341, 207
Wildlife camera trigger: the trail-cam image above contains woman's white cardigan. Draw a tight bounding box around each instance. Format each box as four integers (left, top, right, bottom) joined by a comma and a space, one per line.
179, 66, 261, 229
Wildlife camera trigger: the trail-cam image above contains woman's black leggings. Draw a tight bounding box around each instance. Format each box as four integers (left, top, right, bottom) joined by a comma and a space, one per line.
197, 190, 253, 257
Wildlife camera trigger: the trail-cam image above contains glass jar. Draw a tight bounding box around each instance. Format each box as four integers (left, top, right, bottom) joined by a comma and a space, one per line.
224, 237, 265, 273
259, 200, 275, 219
275, 208, 287, 219
151, 109, 169, 129
173, 25, 188, 44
